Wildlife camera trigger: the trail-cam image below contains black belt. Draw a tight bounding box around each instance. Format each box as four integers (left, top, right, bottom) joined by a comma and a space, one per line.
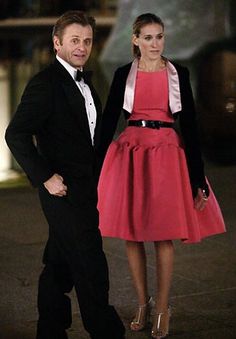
128, 120, 174, 129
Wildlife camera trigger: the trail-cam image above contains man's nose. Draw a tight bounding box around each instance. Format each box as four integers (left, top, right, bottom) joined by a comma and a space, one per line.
77, 42, 86, 50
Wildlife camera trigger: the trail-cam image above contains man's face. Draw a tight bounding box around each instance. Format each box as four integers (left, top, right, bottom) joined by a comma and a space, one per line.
53, 23, 93, 69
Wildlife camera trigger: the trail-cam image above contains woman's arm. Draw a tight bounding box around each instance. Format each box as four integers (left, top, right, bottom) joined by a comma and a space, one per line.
178, 66, 209, 198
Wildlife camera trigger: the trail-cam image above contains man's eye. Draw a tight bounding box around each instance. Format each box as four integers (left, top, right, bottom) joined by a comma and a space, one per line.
72, 39, 78, 44
144, 36, 152, 41
85, 39, 92, 46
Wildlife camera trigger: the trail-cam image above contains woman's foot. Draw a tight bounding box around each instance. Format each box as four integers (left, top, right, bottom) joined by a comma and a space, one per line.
130, 296, 155, 331
151, 306, 171, 338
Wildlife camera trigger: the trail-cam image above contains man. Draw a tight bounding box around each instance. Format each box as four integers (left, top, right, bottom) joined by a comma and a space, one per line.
5, 11, 125, 339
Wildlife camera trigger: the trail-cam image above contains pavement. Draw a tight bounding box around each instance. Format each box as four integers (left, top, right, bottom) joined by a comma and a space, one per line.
0, 160, 236, 339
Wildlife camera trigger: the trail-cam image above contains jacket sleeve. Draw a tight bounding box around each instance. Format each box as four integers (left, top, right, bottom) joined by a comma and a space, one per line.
97, 68, 125, 160
178, 67, 209, 197
5, 74, 54, 187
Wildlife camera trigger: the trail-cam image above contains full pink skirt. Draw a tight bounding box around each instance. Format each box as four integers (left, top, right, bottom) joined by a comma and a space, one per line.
98, 126, 226, 243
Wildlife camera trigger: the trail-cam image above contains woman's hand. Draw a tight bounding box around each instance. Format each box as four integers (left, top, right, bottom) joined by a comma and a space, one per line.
194, 188, 208, 211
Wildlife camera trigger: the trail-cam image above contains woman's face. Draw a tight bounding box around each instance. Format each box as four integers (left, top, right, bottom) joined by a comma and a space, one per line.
133, 23, 164, 60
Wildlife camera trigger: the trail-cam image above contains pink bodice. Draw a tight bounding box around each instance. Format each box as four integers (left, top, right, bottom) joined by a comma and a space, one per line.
129, 69, 174, 122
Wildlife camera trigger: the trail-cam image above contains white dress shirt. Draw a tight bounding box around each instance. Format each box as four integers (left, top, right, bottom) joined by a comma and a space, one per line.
56, 55, 97, 145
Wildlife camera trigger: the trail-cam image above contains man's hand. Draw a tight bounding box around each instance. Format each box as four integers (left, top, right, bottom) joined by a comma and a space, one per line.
194, 188, 208, 211
44, 174, 67, 197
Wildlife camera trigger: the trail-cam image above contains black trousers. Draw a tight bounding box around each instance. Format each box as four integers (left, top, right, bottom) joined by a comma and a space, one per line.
36, 185, 125, 339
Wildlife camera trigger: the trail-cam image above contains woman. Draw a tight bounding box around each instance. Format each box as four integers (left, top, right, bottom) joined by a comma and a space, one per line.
97, 13, 226, 339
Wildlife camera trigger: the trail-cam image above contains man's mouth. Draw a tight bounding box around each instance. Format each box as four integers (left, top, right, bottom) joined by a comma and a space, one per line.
73, 53, 86, 58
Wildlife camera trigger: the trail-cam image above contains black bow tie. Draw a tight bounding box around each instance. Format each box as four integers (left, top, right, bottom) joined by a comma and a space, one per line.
76, 70, 92, 83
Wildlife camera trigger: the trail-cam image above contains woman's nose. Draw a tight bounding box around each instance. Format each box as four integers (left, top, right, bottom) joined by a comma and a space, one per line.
151, 38, 158, 47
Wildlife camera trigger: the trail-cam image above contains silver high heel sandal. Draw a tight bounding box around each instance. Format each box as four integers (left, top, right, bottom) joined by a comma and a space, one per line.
151, 306, 171, 338
130, 296, 155, 331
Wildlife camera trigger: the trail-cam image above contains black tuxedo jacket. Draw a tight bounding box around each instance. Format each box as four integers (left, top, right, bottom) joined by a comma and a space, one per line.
98, 61, 208, 197
5, 59, 102, 202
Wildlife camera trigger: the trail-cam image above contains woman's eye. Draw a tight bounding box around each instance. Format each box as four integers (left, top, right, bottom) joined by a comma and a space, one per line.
144, 36, 152, 41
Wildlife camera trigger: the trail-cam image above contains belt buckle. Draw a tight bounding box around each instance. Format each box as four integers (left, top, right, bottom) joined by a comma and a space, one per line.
141, 120, 146, 127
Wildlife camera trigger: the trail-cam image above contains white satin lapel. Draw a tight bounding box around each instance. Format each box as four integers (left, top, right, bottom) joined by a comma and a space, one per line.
123, 59, 138, 113
166, 60, 182, 114
123, 58, 182, 115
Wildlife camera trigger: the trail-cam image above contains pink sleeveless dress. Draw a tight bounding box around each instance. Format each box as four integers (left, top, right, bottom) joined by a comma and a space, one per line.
98, 69, 226, 243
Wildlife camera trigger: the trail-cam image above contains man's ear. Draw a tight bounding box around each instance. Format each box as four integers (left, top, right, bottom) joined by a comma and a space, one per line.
53, 36, 61, 52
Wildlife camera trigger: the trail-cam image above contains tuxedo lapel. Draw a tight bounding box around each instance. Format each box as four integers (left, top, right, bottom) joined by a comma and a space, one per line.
53, 60, 92, 144
62, 81, 92, 143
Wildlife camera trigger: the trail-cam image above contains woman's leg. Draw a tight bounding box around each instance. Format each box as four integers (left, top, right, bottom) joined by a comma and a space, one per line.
151, 240, 174, 338
154, 240, 174, 312
126, 241, 153, 331
126, 241, 148, 305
